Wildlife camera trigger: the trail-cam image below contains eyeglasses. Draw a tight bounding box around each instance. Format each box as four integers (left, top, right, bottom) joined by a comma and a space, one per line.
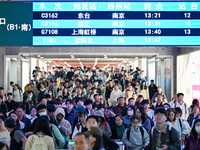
131, 121, 139, 124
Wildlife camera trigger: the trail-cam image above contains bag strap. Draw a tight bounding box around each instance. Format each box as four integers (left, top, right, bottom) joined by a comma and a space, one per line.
104, 121, 107, 131
127, 128, 131, 141
179, 118, 183, 131
139, 126, 144, 139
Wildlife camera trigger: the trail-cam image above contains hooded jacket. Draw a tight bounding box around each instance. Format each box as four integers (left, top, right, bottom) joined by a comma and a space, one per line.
94, 110, 112, 137
55, 108, 72, 140
184, 130, 200, 150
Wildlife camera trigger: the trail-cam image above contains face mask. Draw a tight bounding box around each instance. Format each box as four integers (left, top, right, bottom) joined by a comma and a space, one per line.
49, 93, 52, 95
127, 110, 133, 116
164, 107, 168, 110
94, 83, 98, 86
195, 126, 200, 133
28, 95, 32, 98
39, 111, 47, 116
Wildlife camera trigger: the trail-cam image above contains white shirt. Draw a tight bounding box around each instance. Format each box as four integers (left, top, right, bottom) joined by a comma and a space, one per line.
175, 101, 189, 121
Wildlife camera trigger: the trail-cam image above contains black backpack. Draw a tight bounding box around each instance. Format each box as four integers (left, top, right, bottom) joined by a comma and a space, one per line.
126, 126, 144, 141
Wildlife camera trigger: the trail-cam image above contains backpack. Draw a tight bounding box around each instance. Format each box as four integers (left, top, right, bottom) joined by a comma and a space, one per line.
31, 135, 48, 150
127, 126, 144, 141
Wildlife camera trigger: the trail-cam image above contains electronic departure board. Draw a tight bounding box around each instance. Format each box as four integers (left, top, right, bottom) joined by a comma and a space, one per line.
0, 1, 200, 46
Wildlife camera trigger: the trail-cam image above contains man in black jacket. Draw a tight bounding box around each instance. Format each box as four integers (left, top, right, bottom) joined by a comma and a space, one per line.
149, 80, 157, 100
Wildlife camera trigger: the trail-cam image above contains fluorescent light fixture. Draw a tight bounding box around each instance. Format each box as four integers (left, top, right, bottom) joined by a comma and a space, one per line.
113, 58, 117, 61
103, 64, 110, 70
64, 62, 71, 67
94, 58, 98, 66
135, 57, 138, 59
37, 55, 41, 57
78, 58, 80, 61
70, 55, 74, 58
60, 59, 63, 61
41, 57, 44, 59
104, 55, 107, 58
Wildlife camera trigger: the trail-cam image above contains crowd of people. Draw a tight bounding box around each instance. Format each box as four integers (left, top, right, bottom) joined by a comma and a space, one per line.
0, 65, 200, 150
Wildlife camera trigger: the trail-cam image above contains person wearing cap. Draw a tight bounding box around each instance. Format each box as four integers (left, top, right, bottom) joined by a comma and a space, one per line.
55, 108, 72, 140
148, 108, 180, 150
86, 127, 104, 150
73, 105, 86, 130
86, 115, 119, 150
72, 110, 88, 140
94, 110, 112, 138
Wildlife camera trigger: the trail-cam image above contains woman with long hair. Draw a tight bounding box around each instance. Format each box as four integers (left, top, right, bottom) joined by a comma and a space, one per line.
139, 81, 149, 100
166, 108, 186, 142
136, 106, 151, 134
25, 116, 54, 150
111, 114, 127, 140
8, 111, 25, 131
87, 127, 104, 150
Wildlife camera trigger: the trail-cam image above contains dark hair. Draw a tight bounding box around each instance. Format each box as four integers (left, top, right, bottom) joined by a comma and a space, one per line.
75, 132, 89, 143
94, 94, 99, 98
84, 99, 93, 106
78, 110, 88, 117
114, 114, 123, 121
192, 119, 200, 140
91, 134, 103, 150
177, 93, 184, 97
34, 116, 52, 137
7, 92, 12, 96
140, 81, 147, 90
47, 104, 55, 113
131, 115, 140, 122
4, 117, 16, 128
66, 99, 73, 105
8, 111, 20, 127
14, 105, 25, 111
0, 95, 2, 100
128, 98, 135, 103
174, 107, 182, 116
154, 107, 167, 117
192, 99, 200, 110
86, 115, 98, 123
75, 97, 84, 104
0, 87, 3, 90
137, 106, 147, 124
163, 103, 170, 108
0, 141, 9, 150
10, 81, 14, 85
37, 104, 46, 112
167, 108, 176, 122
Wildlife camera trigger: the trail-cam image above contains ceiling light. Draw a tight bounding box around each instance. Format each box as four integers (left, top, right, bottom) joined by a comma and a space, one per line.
113, 58, 117, 61
78, 58, 80, 61
37, 55, 41, 57
70, 55, 74, 58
